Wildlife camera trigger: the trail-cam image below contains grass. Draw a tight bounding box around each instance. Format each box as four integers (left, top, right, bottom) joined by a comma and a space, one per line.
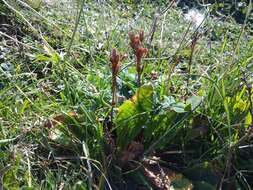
0, 0, 253, 189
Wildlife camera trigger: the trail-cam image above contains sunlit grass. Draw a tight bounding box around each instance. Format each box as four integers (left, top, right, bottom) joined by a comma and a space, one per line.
0, 0, 253, 189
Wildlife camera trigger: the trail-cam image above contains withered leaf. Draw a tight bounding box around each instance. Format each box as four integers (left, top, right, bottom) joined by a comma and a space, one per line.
121, 141, 144, 164
44, 112, 78, 129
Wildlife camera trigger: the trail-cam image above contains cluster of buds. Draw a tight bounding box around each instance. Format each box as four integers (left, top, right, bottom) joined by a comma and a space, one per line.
129, 30, 148, 87
110, 49, 121, 77
109, 30, 147, 118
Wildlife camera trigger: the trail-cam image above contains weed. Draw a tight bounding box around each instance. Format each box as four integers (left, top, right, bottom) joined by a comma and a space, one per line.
1, 0, 253, 189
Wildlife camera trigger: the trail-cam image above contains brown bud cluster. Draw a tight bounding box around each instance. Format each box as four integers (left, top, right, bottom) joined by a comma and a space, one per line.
129, 30, 148, 86
110, 49, 120, 76
129, 30, 148, 62
110, 49, 126, 76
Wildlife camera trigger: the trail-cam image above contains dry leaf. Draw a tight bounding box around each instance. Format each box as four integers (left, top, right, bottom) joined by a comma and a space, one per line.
44, 112, 78, 129
121, 141, 144, 164
142, 159, 193, 190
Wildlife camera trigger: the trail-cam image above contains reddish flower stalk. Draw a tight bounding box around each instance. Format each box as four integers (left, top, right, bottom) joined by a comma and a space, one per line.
110, 49, 120, 108
129, 30, 148, 87
110, 49, 125, 119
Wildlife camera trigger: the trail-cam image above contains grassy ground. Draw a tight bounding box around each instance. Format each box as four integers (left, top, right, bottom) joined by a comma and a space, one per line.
1, 0, 253, 189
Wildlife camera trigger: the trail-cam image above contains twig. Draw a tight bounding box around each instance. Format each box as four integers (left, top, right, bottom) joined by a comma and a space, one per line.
0, 31, 39, 50
147, 0, 176, 48
66, 0, 85, 57
187, 32, 201, 89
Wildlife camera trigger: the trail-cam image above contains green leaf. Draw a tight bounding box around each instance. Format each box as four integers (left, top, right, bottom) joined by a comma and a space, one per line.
162, 96, 188, 113
245, 112, 252, 129
115, 100, 138, 148
186, 96, 202, 111
172, 102, 187, 113
132, 84, 154, 111
162, 96, 176, 109
115, 84, 154, 149
116, 100, 137, 124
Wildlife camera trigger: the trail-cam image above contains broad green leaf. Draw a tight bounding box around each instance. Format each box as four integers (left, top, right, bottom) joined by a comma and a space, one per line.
115, 84, 154, 149
132, 84, 154, 111
162, 97, 187, 113
116, 100, 137, 124
161, 96, 187, 113
161, 96, 176, 109
172, 102, 187, 113
115, 100, 138, 148
186, 96, 202, 111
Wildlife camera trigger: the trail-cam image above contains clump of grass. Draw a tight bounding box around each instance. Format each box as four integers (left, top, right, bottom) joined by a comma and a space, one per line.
1, 0, 253, 189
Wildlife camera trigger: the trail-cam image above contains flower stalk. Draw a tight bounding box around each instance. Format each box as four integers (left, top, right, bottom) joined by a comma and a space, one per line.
129, 30, 148, 87
110, 49, 125, 119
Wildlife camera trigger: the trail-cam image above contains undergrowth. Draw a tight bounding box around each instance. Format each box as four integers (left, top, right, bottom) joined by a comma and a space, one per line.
0, 0, 253, 189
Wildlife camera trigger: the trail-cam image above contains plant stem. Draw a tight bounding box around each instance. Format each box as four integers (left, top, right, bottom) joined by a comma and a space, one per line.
111, 75, 117, 120
137, 58, 142, 87
187, 34, 198, 89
